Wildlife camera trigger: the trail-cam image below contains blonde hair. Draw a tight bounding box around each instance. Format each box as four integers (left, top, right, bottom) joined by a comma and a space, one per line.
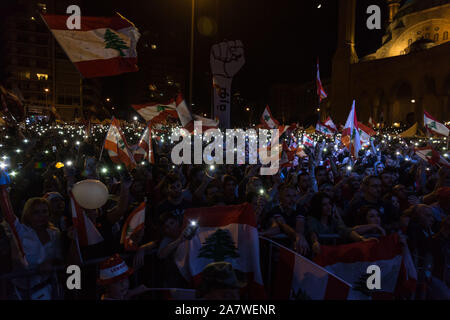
21, 197, 52, 228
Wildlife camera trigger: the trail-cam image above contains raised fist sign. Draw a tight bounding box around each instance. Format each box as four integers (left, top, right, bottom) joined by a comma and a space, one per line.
210, 40, 245, 79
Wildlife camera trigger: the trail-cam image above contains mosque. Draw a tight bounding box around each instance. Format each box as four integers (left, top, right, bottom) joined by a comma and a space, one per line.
331, 0, 450, 125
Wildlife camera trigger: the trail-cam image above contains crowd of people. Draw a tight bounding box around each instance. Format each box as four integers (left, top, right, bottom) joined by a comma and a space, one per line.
0, 118, 449, 300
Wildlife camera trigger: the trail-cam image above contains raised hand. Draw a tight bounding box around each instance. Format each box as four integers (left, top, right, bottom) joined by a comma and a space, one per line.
210, 40, 245, 79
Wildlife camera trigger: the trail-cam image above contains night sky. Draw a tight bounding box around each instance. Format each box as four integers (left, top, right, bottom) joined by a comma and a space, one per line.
2, 0, 403, 118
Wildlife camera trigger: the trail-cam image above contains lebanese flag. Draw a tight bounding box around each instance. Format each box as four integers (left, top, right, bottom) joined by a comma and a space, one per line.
314, 234, 417, 300
302, 134, 314, 147
324, 117, 337, 131
120, 202, 146, 251
280, 142, 296, 168
104, 117, 137, 169
415, 146, 450, 168
358, 122, 376, 147
260, 105, 279, 129
265, 237, 350, 300
316, 58, 327, 102
41, 13, 140, 78
174, 203, 265, 299
184, 115, 220, 133
70, 193, 104, 247
424, 111, 449, 137
132, 100, 178, 125
133, 126, 154, 164
316, 122, 334, 136
341, 100, 361, 158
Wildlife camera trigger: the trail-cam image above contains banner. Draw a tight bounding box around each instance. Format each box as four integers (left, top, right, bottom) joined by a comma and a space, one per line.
211, 40, 245, 129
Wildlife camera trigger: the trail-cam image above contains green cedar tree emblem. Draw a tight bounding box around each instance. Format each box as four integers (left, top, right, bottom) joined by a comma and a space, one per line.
104, 29, 129, 57
264, 115, 270, 122
157, 105, 167, 112
197, 229, 240, 262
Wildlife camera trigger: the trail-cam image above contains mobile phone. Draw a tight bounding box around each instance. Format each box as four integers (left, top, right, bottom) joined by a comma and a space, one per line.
52, 146, 57, 152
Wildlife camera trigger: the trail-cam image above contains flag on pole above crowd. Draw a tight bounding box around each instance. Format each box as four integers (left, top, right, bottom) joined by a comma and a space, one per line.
264, 237, 351, 300
70, 193, 104, 247
314, 234, 417, 300
316, 121, 334, 136
41, 13, 140, 78
415, 147, 450, 168
316, 58, 327, 102
120, 202, 146, 251
104, 117, 137, 169
133, 126, 155, 164
175, 93, 219, 132
342, 100, 361, 158
302, 134, 315, 147
324, 116, 337, 131
132, 100, 178, 125
424, 111, 449, 137
260, 105, 280, 129
174, 203, 266, 299
358, 122, 376, 147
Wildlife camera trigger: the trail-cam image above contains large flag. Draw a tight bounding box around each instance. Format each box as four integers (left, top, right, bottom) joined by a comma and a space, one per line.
0, 171, 28, 266
104, 118, 137, 169
415, 146, 450, 168
133, 126, 155, 164
174, 203, 265, 299
424, 111, 449, 137
342, 100, 361, 158
41, 13, 140, 78
120, 202, 146, 251
314, 234, 417, 300
263, 238, 351, 300
132, 100, 178, 125
358, 121, 376, 147
316, 58, 327, 102
260, 105, 279, 129
70, 193, 104, 247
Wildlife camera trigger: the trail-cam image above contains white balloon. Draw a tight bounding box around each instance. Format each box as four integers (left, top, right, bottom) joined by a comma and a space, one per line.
72, 179, 109, 209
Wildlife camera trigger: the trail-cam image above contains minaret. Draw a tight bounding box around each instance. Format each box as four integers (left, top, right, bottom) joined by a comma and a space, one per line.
387, 0, 401, 23
331, 0, 358, 123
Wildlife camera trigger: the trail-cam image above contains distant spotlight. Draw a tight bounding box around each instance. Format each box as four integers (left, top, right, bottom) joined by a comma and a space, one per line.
317, 4, 322, 9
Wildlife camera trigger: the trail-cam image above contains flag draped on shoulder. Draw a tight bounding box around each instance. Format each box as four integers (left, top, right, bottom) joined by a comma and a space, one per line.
263, 237, 351, 300
120, 202, 146, 251
260, 105, 279, 129
316, 58, 327, 102
132, 100, 178, 125
342, 100, 361, 158
314, 234, 417, 300
424, 111, 449, 137
41, 13, 140, 78
70, 193, 104, 247
104, 118, 136, 169
174, 203, 265, 299
133, 126, 155, 164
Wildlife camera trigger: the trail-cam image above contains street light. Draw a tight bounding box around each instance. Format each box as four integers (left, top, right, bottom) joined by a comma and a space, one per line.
44, 88, 49, 111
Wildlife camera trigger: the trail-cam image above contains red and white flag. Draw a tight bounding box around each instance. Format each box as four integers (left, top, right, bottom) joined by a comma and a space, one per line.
265, 237, 351, 300
302, 134, 314, 147
316, 58, 327, 102
41, 13, 140, 78
133, 126, 155, 164
342, 100, 361, 158
120, 202, 146, 251
70, 194, 104, 247
104, 118, 137, 169
424, 111, 449, 137
260, 105, 280, 129
358, 122, 376, 147
316, 122, 334, 136
175, 93, 219, 132
324, 117, 337, 131
174, 203, 265, 299
314, 234, 417, 300
415, 146, 450, 168
132, 100, 178, 125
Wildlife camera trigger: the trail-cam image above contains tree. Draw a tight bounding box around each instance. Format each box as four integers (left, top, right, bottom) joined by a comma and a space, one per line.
198, 229, 240, 262
104, 29, 129, 57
